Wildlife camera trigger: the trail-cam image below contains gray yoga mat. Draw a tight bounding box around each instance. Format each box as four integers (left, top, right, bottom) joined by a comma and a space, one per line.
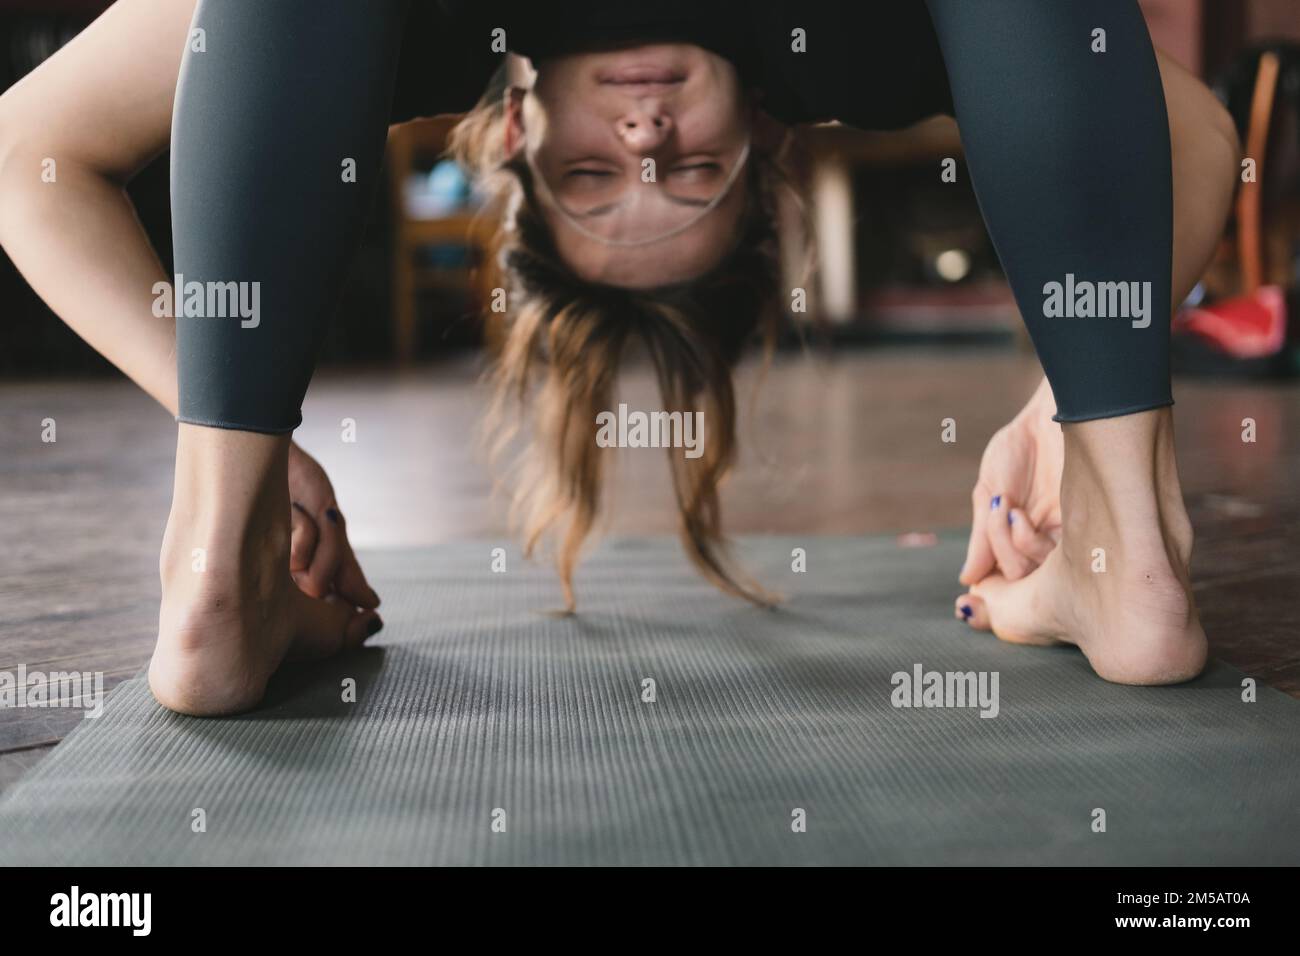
2, 535, 1298, 866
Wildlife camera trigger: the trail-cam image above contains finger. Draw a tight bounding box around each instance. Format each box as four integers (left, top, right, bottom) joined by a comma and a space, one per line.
961, 487, 996, 586
300, 505, 346, 599
1008, 507, 1056, 565
987, 494, 1036, 581
287, 589, 382, 662
335, 547, 381, 609
289, 502, 319, 574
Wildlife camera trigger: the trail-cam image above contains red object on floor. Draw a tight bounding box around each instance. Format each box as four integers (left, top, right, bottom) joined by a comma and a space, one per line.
1174, 286, 1287, 359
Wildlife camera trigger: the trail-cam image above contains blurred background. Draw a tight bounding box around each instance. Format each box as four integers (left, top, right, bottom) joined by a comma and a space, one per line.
3, 0, 1300, 373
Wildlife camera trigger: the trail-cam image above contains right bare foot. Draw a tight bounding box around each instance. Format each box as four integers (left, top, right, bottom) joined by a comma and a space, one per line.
148, 426, 381, 716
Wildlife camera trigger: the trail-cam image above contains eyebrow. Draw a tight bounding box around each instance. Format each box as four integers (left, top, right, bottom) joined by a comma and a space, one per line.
581, 194, 713, 218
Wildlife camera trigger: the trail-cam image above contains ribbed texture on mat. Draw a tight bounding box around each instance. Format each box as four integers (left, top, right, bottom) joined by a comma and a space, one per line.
2, 536, 1298, 865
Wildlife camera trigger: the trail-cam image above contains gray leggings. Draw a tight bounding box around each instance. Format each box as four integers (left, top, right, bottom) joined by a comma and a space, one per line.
171, 0, 1172, 431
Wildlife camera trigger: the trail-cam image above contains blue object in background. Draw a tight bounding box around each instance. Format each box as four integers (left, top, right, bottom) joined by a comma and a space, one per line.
404, 160, 471, 219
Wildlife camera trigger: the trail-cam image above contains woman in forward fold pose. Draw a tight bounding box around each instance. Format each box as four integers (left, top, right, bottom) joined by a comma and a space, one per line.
0, 0, 1240, 713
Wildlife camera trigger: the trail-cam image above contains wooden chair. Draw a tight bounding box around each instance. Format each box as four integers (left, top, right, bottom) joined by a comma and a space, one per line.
385, 117, 499, 364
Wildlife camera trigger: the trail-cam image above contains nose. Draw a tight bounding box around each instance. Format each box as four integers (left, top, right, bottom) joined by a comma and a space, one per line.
615, 101, 673, 153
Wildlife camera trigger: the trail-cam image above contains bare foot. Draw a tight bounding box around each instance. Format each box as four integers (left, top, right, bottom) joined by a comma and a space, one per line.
148, 426, 381, 716
955, 408, 1207, 685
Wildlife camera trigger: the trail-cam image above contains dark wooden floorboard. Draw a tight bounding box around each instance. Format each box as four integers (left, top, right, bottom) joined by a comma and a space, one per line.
2, 348, 1297, 790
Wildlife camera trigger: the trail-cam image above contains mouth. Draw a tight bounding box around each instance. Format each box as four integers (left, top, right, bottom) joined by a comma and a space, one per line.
597, 66, 686, 89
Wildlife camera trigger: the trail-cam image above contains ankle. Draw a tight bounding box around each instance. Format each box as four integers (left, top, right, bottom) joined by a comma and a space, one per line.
160, 425, 293, 597
1064, 407, 1172, 488
1060, 409, 1193, 567
172, 423, 289, 514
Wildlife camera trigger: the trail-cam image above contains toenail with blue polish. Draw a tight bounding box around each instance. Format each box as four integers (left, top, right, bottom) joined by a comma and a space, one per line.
1008, 511, 1015, 524
990, 495, 1001, 509
960, 604, 973, 619
326, 508, 341, 524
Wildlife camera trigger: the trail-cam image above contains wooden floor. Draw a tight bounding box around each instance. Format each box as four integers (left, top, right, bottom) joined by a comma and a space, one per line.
2, 347, 1298, 792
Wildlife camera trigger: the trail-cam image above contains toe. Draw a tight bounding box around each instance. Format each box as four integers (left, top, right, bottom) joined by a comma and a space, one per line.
288, 589, 381, 661
954, 593, 991, 631
969, 570, 1064, 647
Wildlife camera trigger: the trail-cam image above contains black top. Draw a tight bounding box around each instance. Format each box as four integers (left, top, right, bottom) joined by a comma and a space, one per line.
390, 0, 954, 129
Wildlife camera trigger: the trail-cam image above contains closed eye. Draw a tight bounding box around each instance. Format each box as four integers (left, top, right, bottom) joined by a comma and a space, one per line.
669, 162, 722, 180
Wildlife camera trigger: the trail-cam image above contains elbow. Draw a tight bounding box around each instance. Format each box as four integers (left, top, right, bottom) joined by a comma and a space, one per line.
1201, 97, 1244, 217
0, 108, 16, 251
1204, 94, 1243, 175
0, 97, 22, 216
0, 136, 18, 254
0, 98, 42, 249
0, 87, 22, 183
0, 99, 13, 189
1188, 81, 1243, 183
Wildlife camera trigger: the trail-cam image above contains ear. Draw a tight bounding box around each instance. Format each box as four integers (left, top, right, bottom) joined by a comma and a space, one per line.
502, 86, 527, 159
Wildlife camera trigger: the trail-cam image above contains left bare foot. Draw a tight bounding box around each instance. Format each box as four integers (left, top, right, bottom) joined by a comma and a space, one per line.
954, 408, 1207, 686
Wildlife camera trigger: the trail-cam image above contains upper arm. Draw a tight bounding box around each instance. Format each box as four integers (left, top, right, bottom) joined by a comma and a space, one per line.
0, 0, 197, 180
